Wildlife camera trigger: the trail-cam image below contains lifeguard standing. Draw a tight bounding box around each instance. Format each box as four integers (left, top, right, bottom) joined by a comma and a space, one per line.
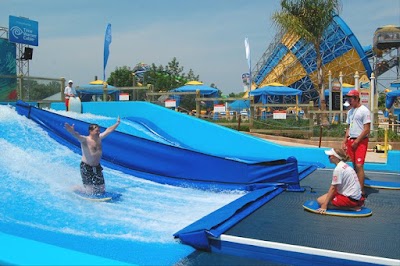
64, 80, 77, 111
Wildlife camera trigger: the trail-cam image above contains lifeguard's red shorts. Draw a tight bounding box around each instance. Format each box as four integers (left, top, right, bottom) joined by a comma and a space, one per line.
65, 98, 69, 110
346, 137, 368, 165
331, 192, 364, 208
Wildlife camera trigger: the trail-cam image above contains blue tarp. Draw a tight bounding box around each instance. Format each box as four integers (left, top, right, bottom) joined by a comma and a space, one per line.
16, 100, 301, 191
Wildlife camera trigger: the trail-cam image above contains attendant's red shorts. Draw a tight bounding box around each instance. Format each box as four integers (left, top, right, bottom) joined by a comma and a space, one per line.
65, 98, 69, 110
346, 137, 368, 165
331, 192, 364, 208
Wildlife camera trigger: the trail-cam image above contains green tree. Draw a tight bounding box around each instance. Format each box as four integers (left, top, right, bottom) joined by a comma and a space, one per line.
107, 58, 206, 110
145, 64, 167, 90
108, 58, 202, 91
378, 92, 386, 110
140, 58, 198, 91
24, 80, 60, 101
164, 57, 186, 90
185, 69, 199, 82
107, 66, 133, 87
272, 0, 341, 124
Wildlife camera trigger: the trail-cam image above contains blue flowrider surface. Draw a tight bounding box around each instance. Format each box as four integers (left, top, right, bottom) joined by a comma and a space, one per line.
365, 179, 400, 190
303, 200, 372, 217
73, 190, 122, 202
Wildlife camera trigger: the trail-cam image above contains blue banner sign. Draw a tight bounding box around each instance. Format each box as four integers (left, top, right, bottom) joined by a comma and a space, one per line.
9, 16, 39, 46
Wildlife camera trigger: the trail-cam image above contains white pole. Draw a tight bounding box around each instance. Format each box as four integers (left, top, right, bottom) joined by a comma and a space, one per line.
328, 70, 332, 122
370, 73, 376, 131
354, 71, 360, 91
339, 72, 343, 123
245, 38, 252, 119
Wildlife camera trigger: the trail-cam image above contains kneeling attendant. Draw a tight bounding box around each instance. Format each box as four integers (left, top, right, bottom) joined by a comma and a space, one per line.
317, 148, 365, 214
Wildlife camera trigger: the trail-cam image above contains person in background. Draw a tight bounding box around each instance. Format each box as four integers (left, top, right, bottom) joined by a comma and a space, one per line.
64, 117, 120, 194
64, 80, 77, 111
341, 89, 371, 195
317, 148, 365, 214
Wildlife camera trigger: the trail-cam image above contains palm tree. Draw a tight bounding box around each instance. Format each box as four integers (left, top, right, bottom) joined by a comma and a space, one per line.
272, 0, 341, 124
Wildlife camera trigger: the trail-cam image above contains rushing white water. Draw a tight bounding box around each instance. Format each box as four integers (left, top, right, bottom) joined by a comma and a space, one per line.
0, 105, 245, 245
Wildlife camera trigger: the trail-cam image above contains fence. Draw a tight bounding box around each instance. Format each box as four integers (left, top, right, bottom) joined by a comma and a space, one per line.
0, 74, 65, 104
1, 77, 398, 141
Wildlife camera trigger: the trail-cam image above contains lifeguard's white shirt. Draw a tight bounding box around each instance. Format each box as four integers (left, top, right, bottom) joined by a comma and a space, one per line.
331, 161, 362, 200
346, 105, 371, 138
64, 86, 77, 99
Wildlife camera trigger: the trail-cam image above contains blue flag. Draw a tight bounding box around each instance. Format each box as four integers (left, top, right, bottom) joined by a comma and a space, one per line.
103, 23, 112, 81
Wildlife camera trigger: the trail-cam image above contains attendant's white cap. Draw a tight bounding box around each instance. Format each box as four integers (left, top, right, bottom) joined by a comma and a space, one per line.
68, 80, 73, 83
343, 101, 350, 107
324, 148, 343, 160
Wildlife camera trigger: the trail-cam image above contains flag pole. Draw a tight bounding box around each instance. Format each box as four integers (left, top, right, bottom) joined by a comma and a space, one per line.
245, 37, 252, 119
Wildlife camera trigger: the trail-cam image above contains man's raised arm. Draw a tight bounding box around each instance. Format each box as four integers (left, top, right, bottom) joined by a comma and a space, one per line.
100, 117, 120, 138
64, 123, 86, 142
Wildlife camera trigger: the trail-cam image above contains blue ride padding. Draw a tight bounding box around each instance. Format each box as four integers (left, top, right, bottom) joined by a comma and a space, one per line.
364, 180, 400, 190
16, 101, 301, 191
42, 100, 400, 173
61, 101, 324, 165
174, 187, 283, 250
124, 116, 193, 149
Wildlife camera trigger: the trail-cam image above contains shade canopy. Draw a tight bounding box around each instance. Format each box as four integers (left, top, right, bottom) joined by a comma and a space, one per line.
171, 85, 218, 96
76, 83, 119, 102
170, 84, 219, 107
250, 83, 302, 104
228, 100, 250, 111
251, 83, 302, 96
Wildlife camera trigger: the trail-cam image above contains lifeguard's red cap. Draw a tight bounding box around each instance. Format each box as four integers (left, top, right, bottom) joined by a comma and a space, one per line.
345, 89, 359, 97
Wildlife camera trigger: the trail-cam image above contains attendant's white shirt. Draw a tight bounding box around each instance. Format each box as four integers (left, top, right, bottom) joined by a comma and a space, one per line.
331, 161, 362, 200
64, 86, 77, 99
346, 105, 371, 138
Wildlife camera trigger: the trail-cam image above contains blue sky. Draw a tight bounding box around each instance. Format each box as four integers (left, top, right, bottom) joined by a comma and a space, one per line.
1, 0, 399, 94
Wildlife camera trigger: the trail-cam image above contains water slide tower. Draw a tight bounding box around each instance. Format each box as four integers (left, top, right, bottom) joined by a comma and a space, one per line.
373, 25, 400, 82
